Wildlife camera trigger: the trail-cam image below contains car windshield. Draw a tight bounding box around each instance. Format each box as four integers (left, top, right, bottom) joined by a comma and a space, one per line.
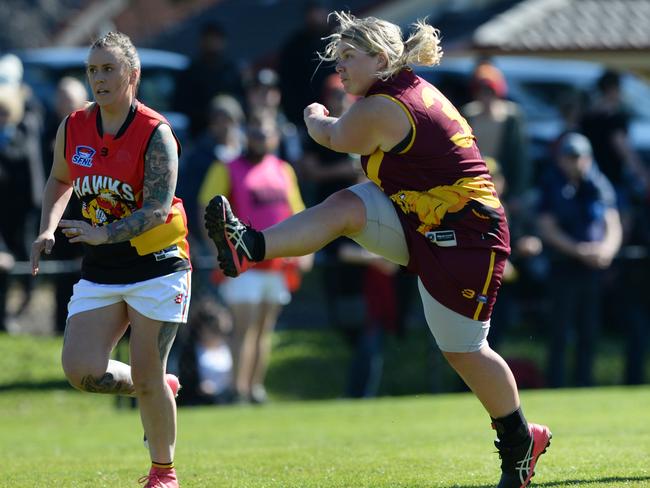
137, 68, 177, 111
507, 80, 576, 120
511, 72, 650, 122
23, 65, 178, 112
18, 48, 185, 115
419, 57, 650, 124
622, 75, 650, 119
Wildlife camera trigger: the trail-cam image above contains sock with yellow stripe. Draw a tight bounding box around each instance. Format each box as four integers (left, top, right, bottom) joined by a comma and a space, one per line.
151, 461, 174, 470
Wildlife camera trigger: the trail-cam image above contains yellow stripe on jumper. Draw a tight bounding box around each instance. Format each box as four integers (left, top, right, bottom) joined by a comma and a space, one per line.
370, 94, 416, 154
366, 149, 385, 187
473, 250, 496, 320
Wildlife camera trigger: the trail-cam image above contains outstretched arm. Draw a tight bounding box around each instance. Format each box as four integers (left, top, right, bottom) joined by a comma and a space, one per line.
303, 96, 410, 155
31, 119, 73, 275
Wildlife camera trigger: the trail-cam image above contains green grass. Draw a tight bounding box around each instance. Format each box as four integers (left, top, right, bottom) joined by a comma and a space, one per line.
2, 332, 650, 487
1, 386, 650, 487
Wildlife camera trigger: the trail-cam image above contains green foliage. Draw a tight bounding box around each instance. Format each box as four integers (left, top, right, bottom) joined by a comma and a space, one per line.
266, 330, 349, 399
266, 328, 649, 399
1, 328, 648, 400
0, 334, 65, 387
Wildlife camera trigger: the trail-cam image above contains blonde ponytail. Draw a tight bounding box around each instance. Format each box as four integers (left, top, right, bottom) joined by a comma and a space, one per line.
402, 19, 443, 68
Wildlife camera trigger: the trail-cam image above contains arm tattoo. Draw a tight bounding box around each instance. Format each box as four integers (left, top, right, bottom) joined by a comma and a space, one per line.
158, 322, 179, 363
105, 125, 178, 243
143, 125, 177, 209
81, 372, 135, 395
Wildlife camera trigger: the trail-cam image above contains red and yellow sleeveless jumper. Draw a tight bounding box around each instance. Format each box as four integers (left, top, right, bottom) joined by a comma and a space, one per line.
65, 101, 191, 284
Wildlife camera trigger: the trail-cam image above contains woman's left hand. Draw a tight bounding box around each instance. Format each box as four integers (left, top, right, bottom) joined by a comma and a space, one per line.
59, 219, 108, 246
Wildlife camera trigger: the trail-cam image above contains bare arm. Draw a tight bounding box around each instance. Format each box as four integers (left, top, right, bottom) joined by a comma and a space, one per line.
598, 207, 623, 262
60, 124, 179, 245
303, 96, 410, 155
537, 213, 579, 259
31, 119, 73, 275
538, 208, 622, 269
105, 124, 178, 242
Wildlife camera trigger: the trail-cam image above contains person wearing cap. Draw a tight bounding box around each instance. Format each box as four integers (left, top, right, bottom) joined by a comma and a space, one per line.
462, 60, 531, 237
0, 54, 24, 87
461, 61, 539, 352
538, 132, 622, 388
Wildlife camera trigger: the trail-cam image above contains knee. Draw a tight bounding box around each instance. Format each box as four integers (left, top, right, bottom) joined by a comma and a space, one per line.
62, 366, 84, 391
323, 190, 366, 235
131, 370, 164, 398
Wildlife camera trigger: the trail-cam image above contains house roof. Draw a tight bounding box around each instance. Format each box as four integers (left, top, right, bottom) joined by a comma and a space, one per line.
473, 0, 650, 53
149, 0, 385, 64
0, 0, 88, 50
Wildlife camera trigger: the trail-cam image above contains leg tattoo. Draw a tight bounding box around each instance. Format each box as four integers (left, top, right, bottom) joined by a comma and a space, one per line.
158, 322, 179, 364
80, 372, 135, 395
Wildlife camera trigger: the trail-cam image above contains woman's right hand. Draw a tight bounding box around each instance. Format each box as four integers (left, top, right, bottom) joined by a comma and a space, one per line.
30, 231, 55, 276
303, 102, 329, 121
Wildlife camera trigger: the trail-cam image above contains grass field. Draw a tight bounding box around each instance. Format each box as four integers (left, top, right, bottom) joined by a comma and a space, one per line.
1, 335, 650, 487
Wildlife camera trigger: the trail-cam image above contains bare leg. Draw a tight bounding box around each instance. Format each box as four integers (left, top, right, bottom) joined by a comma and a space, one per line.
250, 301, 282, 389
61, 302, 134, 395
228, 302, 262, 399
442, 346, 520, 418
264, 189, 366, 259
129, 309, 178, 464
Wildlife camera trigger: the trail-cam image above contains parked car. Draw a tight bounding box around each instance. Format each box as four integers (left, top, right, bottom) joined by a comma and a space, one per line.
15, 47, 190, 143
416, 56, 650, 165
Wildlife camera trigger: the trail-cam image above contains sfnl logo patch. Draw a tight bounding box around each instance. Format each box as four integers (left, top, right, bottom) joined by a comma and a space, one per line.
72, 145, 96, 167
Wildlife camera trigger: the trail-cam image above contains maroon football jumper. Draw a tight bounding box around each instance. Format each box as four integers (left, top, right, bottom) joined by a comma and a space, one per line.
360, 69, 510, 321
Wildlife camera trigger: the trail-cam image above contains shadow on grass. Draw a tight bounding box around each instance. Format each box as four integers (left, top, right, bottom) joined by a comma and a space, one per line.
536, 477, 650, 487
455, 476, 650, 487
0, 379, 69, 391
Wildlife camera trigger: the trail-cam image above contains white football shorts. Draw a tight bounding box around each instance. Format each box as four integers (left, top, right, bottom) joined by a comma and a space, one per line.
68, 270, 192, 323
219, 270, 290, 306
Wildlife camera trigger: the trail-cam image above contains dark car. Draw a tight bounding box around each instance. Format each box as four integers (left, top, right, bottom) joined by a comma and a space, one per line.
15, 47, 190, 143
416, 56, 650, 165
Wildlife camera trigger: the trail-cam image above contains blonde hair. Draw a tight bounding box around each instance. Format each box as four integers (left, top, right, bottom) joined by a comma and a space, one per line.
320, 11, 443, 80
0, 84, 25, 125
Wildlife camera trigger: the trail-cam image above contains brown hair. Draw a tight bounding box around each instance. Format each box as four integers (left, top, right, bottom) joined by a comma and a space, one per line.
89, 31, 141, 93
